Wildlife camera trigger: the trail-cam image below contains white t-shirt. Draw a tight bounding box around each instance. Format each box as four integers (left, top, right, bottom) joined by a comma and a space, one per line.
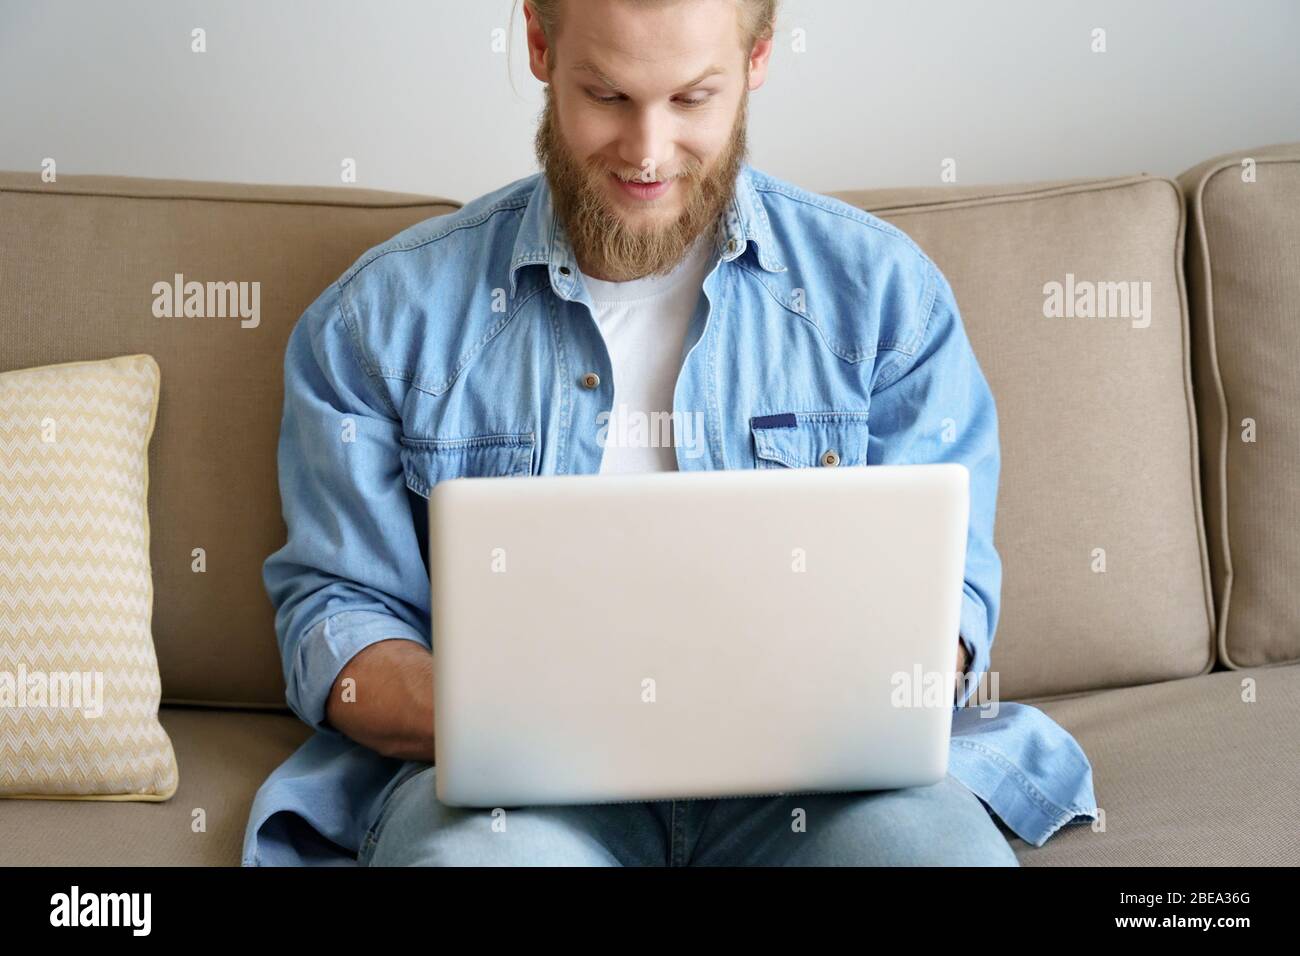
581, 234, 717, 474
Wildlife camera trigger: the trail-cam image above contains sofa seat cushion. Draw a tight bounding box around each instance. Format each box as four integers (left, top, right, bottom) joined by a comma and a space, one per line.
1008, 664, 1300, 865
5, 673, 1295, 866
0, 707, 309, 865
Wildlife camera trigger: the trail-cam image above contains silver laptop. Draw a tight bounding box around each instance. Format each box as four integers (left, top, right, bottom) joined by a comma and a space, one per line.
428, 463, 969, 808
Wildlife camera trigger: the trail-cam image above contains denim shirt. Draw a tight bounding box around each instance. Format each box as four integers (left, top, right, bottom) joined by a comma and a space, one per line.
242, 163, 1097, 865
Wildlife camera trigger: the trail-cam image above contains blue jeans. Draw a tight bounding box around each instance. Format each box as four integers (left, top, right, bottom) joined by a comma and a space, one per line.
358, 766, 1020, 866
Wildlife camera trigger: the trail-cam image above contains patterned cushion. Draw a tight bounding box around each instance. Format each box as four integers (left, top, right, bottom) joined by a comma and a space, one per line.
0, 354, 177, 799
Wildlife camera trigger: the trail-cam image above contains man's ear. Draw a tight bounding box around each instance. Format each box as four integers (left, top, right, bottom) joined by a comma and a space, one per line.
523, 1, 554, 84
746, 34, 774, 91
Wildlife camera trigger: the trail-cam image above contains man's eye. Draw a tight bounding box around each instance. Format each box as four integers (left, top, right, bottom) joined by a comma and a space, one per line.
585, 91, 711, 107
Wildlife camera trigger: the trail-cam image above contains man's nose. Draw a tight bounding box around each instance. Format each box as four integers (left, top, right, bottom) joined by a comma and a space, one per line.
617, 107, 674, 180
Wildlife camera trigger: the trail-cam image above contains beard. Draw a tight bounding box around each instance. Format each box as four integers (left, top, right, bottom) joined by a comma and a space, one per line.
534, 82, 750, 282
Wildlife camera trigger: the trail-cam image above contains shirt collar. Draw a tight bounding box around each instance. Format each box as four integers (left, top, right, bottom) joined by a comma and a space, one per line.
508, 161, 786, 299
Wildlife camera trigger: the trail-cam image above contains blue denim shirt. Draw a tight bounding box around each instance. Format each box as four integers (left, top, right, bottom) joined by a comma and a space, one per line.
242, 163, 1097, 865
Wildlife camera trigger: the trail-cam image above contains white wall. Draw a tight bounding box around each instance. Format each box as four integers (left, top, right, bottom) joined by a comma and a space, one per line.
1, 0, 1296, 200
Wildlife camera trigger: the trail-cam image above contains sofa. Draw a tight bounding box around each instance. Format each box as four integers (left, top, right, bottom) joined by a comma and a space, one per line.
1, 142, 1296, 866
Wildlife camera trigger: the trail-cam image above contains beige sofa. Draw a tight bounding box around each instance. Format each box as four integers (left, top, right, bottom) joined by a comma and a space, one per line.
1, 144, 1297, 866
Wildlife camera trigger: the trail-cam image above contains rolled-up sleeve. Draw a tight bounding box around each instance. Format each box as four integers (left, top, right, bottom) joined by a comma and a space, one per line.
867, 260, 1002, 710
263, 284, 430, 734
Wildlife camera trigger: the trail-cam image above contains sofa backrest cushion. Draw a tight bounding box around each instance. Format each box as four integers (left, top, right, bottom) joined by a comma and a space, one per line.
1178, 142, 1300, 669
0, 173, 458, 706
832, 176, 1215, 699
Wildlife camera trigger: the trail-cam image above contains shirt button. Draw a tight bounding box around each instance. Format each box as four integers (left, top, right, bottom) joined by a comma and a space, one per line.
820, 449, 840, 467
559, 266, 571, 276
581, 372, 600, 389
726, 238, 740, 254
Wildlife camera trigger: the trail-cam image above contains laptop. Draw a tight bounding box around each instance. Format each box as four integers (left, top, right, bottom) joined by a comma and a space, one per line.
427, 463, 969, 808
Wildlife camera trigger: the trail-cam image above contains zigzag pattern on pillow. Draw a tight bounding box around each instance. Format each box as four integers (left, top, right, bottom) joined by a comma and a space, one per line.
0, 354, 177, 799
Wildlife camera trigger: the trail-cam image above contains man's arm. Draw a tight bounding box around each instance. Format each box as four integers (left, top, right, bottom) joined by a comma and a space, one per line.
264, 285, 435, 753
326, 639, 435, 761
867, 259, 1003, 710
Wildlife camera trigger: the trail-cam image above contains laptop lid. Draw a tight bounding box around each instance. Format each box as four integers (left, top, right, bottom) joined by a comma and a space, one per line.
428, 463, 969, 808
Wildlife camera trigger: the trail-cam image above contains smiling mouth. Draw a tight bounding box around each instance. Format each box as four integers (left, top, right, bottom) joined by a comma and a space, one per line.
609, 171, 676, 202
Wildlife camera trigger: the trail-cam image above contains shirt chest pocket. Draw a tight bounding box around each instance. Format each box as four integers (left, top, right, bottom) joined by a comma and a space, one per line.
750, 411, 871, 469
398, 432, 535, 498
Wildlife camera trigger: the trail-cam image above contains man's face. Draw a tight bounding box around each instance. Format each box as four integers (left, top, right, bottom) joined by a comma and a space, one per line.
529, 0, 769, 282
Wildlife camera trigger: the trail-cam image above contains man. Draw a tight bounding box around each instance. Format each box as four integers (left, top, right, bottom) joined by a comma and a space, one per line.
243, 0, 1097, 866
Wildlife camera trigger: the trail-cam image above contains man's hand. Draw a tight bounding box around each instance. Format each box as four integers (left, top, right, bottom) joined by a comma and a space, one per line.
325, 639, 435, 762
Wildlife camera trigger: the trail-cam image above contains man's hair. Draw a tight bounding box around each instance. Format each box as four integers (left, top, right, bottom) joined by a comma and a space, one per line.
518, 0, 779, 64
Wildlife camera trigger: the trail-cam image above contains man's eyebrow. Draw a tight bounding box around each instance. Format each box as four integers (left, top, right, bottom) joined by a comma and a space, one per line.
571, 60, 726, 94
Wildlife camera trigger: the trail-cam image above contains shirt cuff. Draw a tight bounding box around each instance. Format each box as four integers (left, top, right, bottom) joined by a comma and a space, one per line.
287, 609, 428, 734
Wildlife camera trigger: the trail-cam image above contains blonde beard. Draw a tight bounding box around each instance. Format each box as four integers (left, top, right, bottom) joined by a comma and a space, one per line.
534, 84, 749, 282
